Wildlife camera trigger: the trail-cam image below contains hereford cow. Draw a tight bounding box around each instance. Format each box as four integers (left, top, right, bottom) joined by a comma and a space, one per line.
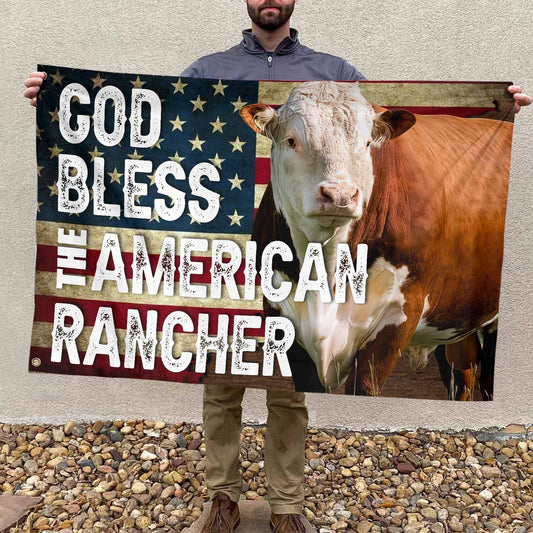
240, 81, 512, 395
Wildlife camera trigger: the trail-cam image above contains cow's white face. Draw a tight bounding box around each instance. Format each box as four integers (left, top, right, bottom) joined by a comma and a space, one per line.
241, 82, 415, 246
270, 94, 372, 241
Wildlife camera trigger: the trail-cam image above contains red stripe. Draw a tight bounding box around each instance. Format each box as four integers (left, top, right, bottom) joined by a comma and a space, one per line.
380, 106, 493, 117
36, 244, 261, 286
255, 158, 271, 184
33, 294, 265, 334
28, 347, 204, 384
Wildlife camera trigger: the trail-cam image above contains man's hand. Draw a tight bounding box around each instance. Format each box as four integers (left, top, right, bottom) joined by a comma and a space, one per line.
23, 71, 46, 107
508, 85, 532, 114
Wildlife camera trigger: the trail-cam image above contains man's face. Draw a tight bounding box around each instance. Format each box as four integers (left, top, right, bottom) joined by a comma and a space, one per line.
246, 0, 296, 31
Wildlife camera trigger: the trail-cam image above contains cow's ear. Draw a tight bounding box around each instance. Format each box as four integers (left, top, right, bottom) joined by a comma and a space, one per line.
372, 109, 416, 142
240, 103, 278, 138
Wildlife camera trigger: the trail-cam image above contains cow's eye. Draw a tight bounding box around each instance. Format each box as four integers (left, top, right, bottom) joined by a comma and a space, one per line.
286, 137, 296, 149
366, 140, 371, 148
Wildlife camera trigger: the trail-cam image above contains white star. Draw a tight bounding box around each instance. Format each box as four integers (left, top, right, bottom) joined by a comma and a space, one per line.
209, 116, 227, 133
227, 209, 244, 226
212, 80, 228, 96
208, 153, 225, 169
189, 135, 206, 151
171, 78, 188, 94
228, 174, 245, 190
229, 136, 246, 153
170, 115, 186, 131
190, 95, 207, 111
231, 96, 247, 112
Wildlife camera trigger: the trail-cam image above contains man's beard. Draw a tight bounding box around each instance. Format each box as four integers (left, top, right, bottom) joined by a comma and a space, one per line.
247, 1, 295, 31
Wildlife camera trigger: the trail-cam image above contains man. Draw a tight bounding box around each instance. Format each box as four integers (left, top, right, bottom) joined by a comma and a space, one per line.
23, 1, 531, 532
178, 3, 364, 532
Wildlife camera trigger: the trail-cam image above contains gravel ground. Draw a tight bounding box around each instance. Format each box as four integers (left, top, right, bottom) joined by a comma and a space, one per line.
1, 421, 532, 533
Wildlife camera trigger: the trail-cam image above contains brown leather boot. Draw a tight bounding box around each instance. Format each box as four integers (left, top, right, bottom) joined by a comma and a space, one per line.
200, 492, 240, 532
270, 512, 307, 533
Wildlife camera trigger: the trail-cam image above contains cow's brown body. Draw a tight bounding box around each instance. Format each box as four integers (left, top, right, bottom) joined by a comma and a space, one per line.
253, 109, 512, 395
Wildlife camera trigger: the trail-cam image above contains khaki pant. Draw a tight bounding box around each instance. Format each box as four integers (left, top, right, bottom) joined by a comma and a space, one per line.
202, 383, 308, 514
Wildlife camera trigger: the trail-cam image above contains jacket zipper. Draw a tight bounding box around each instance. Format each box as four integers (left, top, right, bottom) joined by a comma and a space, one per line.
267, 55, 273, 80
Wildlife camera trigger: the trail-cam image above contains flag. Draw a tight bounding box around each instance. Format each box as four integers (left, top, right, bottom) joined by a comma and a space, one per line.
30, 64, 513, 398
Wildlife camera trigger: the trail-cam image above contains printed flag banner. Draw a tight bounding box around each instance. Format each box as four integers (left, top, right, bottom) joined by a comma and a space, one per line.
30, 64, 516, 400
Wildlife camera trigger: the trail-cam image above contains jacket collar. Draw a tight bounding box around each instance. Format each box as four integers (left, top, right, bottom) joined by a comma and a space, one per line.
240, 27, 300, 55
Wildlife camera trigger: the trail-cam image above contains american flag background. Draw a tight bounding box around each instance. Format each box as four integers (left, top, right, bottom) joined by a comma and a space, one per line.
30, 64, 513, 394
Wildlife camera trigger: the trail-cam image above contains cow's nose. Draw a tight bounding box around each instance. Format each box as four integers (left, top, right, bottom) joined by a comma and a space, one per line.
318, 183, 359, 208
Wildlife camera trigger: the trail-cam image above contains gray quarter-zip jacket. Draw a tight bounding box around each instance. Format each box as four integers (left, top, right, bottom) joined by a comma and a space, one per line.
180, 27, 366, 82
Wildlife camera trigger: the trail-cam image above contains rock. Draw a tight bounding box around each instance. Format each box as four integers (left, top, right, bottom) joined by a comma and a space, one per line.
52, 428, 64, 442
92, 420, 105, 433
108, 430, 123, 442
404, 450, 422, 468
24, 459, 39, 474
354, 478, 367, 492
182, 449, 202, 461
421, 507, 437, 520
516, 441, 528, 454
357, 520, 373, 533
135, 515, 151, 529
411, 482, 425, 494
448, 516, 464, 531
71, 425, 86, 437
161, 486, 174, 499
396, 461, 416, 474
309, 458, 323, 469
479, 488, 493, 501
481, 465, 501, 478
431, 473, 444, 487
140, 450, 157, 461
34, 432, 51, 446
161, 439, 177, 449
132, 481, 147, 494
188, 439, 202, 450
63, 421, 75, 435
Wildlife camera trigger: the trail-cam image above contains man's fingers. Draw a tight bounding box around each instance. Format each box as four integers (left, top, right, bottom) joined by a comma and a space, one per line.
25, 72, 45, 106
24, 77, 44, 88
24, 86, 40, 99
513, 93, 532, 106
507, 85, 522, 93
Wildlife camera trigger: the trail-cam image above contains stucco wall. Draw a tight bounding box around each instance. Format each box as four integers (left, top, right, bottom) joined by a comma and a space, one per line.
1, 0, 531, 430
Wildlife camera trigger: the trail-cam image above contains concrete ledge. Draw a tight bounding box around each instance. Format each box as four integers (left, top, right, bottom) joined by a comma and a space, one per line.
0, 495, 43, 533
183, 498, 317, 533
